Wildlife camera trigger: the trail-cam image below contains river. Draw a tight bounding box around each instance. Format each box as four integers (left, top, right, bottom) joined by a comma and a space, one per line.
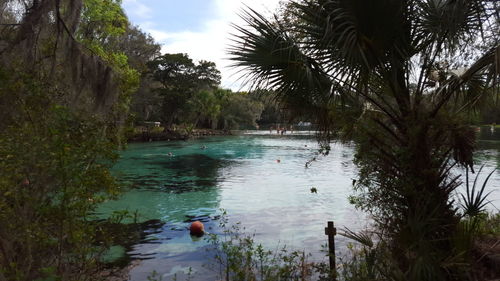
98, 128, 500, 280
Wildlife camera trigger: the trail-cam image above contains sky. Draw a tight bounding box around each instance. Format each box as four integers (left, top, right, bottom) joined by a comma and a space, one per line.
122, 0, 283, 90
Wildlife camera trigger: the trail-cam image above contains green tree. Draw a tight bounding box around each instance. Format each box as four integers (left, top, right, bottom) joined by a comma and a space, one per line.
195, 60, 222, 90
187, 90, 221, 128
219, 91, 264, 129
106, 25, 161, 72
0, 74, 120, 280
79, 0, 128, 43
0, 0, 140, 279
229, 0, 499, 279
78, 0, 141, 143
148, 53, 221, 127
249, 89, 298, 127
107, 25, 162, 123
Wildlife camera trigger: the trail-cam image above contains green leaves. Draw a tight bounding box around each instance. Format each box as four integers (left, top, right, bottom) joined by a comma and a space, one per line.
229, 7, 331, 98
148, 53, 221, 92
298, 0, 411, 74
80, 0, 128, 41
415, 0, 486, 54
460, 165, 495, 218
0, 73, 121, 280
146, 53, 263, 129
207, 213, 316, 281
230, 1, 499, 280
229, 6, 358, 135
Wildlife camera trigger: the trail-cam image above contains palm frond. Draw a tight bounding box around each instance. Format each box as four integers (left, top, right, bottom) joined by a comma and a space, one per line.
460, 165, 496, 217
228, 6, 367, 136
340, 227, 374, 248
294, 0, 412, 81
431, 46, 498, 116
228, 7, 331, 107
415, 0, 486, 55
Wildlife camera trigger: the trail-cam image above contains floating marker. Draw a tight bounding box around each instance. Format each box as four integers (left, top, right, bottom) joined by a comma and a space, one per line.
190, 221, 205, 236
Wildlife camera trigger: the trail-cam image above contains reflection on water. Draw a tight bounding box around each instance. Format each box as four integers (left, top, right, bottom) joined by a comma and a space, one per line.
98, 129, 500, 280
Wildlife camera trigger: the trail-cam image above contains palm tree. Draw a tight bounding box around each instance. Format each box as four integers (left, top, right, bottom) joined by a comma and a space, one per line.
229, 0, 499, 279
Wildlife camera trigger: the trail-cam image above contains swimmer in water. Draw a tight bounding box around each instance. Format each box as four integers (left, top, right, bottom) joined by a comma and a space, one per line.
167, 152, 173, 157
201, 145, 207, 149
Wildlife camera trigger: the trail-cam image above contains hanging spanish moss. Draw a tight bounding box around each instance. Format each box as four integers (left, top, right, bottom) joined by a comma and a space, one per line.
0, 0, 119, 114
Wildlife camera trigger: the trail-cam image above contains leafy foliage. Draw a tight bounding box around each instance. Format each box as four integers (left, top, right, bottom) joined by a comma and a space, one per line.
0, 0, 148, 279
145, 53, 264, 130
206, 213, 330, 281
229, 0, 499, 279
147, 53, 221, 126
218, 90, 265, 130
0, 73, 121, 280
460, 165, 495, 218
80, 0, 128, 41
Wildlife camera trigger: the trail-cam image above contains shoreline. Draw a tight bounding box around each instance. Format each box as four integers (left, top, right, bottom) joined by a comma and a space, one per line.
127, 128, 233, 142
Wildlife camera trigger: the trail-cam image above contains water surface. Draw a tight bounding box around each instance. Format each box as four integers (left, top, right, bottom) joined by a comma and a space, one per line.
99, 128, 500, 280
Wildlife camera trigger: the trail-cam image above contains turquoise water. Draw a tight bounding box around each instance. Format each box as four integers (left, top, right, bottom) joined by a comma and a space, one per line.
98, 129, 500, 280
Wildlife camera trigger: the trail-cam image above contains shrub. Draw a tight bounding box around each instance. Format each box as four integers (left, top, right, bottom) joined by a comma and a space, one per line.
205, 213, 331, 281
0, 74, 121, 280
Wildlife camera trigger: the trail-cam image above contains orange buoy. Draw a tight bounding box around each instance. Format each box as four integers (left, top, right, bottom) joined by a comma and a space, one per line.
190, 221, 205, 236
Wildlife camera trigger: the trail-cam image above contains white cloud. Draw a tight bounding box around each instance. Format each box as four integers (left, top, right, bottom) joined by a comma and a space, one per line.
123, 0, 153, 20
126, 0, 282, 91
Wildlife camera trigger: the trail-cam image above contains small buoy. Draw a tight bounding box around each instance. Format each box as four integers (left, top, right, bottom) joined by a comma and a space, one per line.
190, 221, 205, 236
276, 159, 281, 163
21, 178, 29, 186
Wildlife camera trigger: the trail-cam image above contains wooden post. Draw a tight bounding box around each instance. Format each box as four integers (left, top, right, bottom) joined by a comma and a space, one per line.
325, 221, 337, 280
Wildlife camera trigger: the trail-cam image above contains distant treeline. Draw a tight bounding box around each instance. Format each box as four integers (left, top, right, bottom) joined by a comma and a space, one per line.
131, 52, 307, 131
